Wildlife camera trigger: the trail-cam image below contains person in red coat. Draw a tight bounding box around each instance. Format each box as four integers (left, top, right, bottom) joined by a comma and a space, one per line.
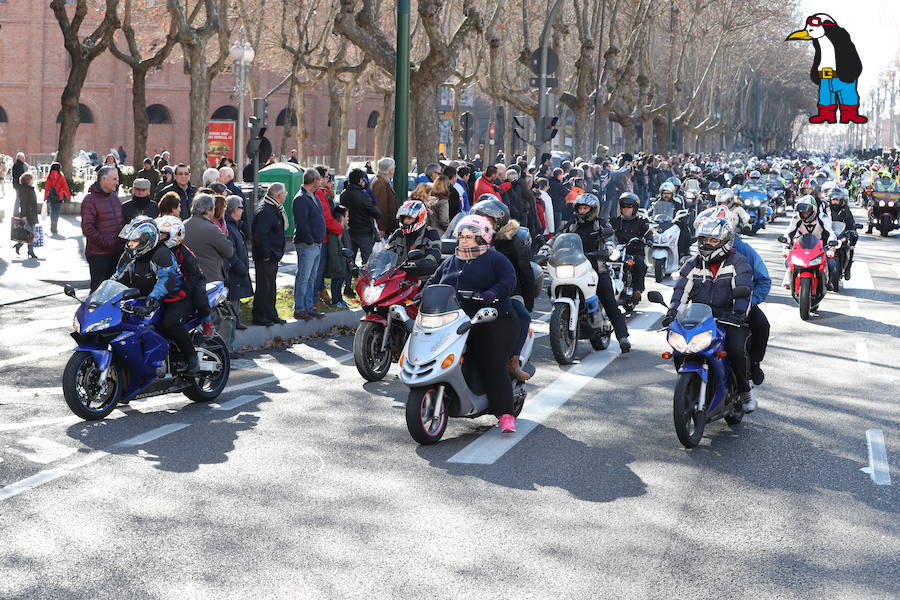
81, 166, 125, 291
314, 182, 344, 305
43, 162, 72, 235
473, 165, 513, 203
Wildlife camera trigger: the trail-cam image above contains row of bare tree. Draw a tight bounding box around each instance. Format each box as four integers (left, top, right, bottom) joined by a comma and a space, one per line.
52, 0, 814, 179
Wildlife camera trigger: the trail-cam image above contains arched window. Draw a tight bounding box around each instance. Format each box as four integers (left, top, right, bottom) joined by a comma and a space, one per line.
146, 104, 172, 124
276, 108, 297, 127
55, 104, 94, 124
210, 105, 238, 120
0, 106, 7, 123
366, 111, 379, 128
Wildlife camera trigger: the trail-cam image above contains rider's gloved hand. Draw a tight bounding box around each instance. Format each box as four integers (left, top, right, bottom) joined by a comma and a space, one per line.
661, 311, 676, 328
481, 290, 497, 305
134, 297, 159, 319
726, 311, 749, 326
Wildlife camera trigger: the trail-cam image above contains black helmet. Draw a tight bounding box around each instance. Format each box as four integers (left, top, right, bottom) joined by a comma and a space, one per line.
828, 187, 847, 206
573, 193, 600, 223
618, 192, 640, 219
472, 198, 510, 232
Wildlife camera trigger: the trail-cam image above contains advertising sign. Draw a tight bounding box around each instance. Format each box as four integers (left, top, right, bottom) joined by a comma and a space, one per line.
207, 121, 236, 167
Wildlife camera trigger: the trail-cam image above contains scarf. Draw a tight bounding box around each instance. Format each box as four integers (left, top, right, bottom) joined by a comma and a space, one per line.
260, 194, 289, 231
455, 245, 490, 260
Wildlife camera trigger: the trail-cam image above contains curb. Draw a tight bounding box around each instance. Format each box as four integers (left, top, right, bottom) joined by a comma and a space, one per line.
234, 307, 362, 349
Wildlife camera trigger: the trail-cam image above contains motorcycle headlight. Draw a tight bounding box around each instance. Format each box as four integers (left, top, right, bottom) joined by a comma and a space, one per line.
879, 200, 887, 207
667, 330, 688, 352
608, 248, 621, 262
72, 315, 80, 332
85, 317, 112, 333
416, 310, 460, 329
363, 284, 385, 304
684, 330, 713, 353
752, 200, 761, 207
555, 265, 576, 279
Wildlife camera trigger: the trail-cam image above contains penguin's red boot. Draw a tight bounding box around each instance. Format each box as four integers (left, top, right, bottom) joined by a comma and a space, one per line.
839, 104, 868, 124
809, 104, 838, 124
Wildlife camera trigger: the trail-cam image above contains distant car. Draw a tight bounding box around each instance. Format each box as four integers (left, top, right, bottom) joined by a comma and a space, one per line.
334, 175, 347, 196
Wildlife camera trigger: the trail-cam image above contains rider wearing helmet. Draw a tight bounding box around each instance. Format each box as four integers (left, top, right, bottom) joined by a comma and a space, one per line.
609, 192, 650, 302
656, 180, 691, 258
425, 215, 519, 433
556, 193, 631, 352
156, 215, 214, 338
663, 216, 757, 411
115, 217, 199, 375
746, 170, 762, 187
828, 187, 857, 279
386, 199, 441, 272
473, 197, 535, 382
784, 194, 839, 288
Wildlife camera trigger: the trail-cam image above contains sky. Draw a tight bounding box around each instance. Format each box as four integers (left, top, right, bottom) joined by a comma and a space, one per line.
797, 0, 900, 97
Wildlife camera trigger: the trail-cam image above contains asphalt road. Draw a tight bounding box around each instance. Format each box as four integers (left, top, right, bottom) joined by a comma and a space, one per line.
0, 205, 897, 599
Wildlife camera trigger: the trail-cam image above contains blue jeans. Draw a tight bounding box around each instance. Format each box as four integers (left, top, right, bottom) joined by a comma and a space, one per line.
49, 202, 62, 232
314, 241, 328, 297
818, 77, 860, 106
293, 243, 321, 312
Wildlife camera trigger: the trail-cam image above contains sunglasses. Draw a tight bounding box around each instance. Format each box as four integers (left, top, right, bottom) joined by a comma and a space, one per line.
805, 16, 834, 27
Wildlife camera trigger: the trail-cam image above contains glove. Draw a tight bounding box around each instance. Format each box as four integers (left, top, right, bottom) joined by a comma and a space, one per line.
724, 311, 748, 327
661, 312, 676, 328
481, 290, 497, 305
134, 297, 159, 319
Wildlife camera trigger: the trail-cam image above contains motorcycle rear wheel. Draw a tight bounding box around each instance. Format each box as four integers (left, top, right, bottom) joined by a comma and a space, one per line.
62, 351, 122, 420
654, 258, 666, 283
406, 386, 448, 445
673, 372, 707, 448
799, 278, 812, 321
879, 215, 892, 237
550, 303, 577, 365
183, 335, 230, 402
353, 320, 392, 381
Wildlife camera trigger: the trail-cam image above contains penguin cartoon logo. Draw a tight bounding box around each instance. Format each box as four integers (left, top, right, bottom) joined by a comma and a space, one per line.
786, 13, 868, 125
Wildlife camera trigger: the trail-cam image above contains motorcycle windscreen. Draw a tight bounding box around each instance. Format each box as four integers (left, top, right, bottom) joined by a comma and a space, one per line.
548, 233, 588, 267
678, 303, 714, 329
832, 221, 846, 236
88, 279, 130, 308
419, 284, 461, 315
652, 200, 675, 221
781, 170, 795, 182
797, 233, 821, 250
683, 179, 701, 194
364, 250, 399, 280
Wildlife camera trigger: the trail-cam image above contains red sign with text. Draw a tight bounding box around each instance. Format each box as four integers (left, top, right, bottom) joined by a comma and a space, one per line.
207, 121, 235, 167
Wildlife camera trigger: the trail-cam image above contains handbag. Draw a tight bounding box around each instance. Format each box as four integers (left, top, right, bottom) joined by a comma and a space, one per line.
11, 217, 32, 243
32, 223, 45, 247
46, 187, 60, 203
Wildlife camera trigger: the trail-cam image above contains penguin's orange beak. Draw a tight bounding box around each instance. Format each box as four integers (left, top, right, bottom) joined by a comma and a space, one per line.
786, 29, 813, 41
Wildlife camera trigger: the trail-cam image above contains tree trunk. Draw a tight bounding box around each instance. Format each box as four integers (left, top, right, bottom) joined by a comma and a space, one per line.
571, 100, 591, 161
620, 118, 637, 154
340, 78, 354, 172
411, 82, 440, 167
641, 116, 654, 154
57, 60, 91, 177
450, 87, 461, 159
295, 84, 308, 165
327, 76, 342, 171
132, 67, 150, 167
595, 106, 610, 155
653, 117, 667, 154
502, 103, 513, 161
185, 44, 212, 182
373, 89, 394, 161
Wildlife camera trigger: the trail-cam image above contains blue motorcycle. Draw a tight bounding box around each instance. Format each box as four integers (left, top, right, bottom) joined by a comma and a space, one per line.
63, 280, 232, 420
648, 287, 752, 448
739, 187, 769, 235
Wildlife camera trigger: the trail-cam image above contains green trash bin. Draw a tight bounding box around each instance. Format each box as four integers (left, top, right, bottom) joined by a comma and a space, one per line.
258, 162, 306, 236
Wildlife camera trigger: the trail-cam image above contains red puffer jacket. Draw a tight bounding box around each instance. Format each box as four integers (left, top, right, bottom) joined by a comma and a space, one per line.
81, 182, 125, 256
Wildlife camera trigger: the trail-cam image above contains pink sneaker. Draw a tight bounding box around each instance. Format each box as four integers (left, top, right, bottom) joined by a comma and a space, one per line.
498, 414, 516, 434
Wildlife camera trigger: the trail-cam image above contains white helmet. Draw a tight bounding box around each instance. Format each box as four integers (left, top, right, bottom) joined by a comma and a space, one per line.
154, 215, 185, 248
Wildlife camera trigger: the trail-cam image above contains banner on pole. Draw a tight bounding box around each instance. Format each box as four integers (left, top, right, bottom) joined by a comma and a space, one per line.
207, 121, 236, 167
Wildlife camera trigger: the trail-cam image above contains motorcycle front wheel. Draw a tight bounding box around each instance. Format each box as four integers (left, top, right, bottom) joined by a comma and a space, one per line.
353, 320, 392, 381
62, 351, 122, 420
673, 372, 707, 448
549, 303, 577, 365
183, 335, 230, 402
798, 278, 812, 321
406, 386, 448, 445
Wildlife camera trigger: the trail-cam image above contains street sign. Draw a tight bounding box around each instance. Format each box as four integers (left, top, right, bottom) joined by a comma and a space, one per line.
529, 77, 559, 89
529, 48, 559, 75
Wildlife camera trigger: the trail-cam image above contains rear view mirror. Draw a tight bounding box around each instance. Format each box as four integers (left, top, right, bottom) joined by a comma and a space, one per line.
777, 235, 788, 244
827, 240, 839, 248
64, 284, 77, 298
440, 239, 456, 255
647, 291, 667, 306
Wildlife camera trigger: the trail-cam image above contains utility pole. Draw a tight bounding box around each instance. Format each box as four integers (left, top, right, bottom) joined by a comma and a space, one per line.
393, 0, 411, 202
533, 0, 565, 161
666, 0, 676, 154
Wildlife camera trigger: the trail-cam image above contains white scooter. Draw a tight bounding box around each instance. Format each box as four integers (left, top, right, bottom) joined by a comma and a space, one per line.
539, 232, 613, 365
643, 200, 689, 282
393, 285, 535, 445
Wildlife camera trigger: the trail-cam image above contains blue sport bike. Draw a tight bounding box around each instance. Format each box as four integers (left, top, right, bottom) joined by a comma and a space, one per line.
63, 279, 233, 420
647, 286, 752, 448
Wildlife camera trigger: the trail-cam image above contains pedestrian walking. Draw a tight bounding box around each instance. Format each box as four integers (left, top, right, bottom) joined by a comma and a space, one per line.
12, 153, 27, 195
371, 157, 398, 239
292, 168, 326, 320
224, 195, 252, 331
12, 172, 39, 259
183, 193, 234, 284
81, 165, 125, 291
42, 162, 71, 235
251, 183, 288, 326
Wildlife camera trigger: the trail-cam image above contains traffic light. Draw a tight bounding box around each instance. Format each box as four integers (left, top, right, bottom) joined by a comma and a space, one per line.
247, 97, 269, 159
460, 112, 474, 146
513, 115, 527, 142
541, 116, 559, 142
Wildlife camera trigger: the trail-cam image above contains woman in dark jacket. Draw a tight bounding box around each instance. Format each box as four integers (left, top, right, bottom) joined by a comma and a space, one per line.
13, 172, 39, 259
94, 154, 123, 193
224, 196, 252, 329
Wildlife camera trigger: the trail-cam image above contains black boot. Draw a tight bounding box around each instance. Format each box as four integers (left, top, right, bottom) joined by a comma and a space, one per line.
28, 249, 38, 259
184, 352, 200, 375
13, 243, 22, 255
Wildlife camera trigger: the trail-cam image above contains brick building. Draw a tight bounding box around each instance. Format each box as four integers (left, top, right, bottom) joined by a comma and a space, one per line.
0, 1, 382, 167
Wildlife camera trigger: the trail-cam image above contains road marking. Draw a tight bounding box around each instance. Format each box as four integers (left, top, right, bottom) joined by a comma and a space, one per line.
855, 342, 870, 367
848, 297, 861, 316
0, 348, 67, 370
861, 429, 892, 485
0, 423, 190, 501
0, 318, 72, 340
894, 264, 900, 280
843, 262, 874, 290
447, 311, 662, 465
112, 423, 190, 448
211, 394, 261, 411
5, 436, 79, 464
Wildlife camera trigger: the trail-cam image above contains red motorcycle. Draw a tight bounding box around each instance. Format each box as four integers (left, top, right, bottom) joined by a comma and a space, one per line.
778, 233, 837, 321
353, 248, 428, 381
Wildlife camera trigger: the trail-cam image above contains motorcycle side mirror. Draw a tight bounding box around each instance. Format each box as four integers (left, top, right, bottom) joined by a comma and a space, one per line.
600, 227, 615, 239
64, 284, 77, 299
440, 239, 456, 255
855, 223, 864, 229
827, 240, 839, 248
732, 286, 752, 300
742, 227, 751, 235
122, 288, 142, 300
407, 249, 424, 261
647, 291, 667, 306
777, 235, 788, 244
389, 304, 410, 324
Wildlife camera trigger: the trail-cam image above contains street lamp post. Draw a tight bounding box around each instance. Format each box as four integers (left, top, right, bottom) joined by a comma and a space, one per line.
230, 29, 255, 182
